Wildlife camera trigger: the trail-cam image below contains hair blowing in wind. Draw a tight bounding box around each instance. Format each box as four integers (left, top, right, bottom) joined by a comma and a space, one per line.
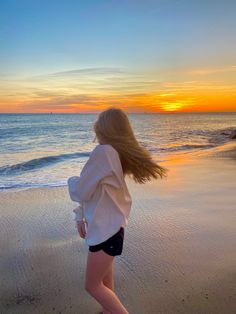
93, 107, 169, 184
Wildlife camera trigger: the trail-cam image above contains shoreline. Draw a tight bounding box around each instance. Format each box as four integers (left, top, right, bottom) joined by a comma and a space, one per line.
1, 140, 236, 195
1, 144, 236, 313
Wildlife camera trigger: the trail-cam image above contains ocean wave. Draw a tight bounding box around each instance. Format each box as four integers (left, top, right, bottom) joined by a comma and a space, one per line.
0, 181, 66, 191
0, 151, 90, 176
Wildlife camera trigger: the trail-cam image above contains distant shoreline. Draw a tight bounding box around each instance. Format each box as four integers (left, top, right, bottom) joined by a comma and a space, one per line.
0, 111, 236, 115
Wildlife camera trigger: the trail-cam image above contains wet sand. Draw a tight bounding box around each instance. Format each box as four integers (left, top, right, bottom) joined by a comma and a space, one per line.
1, 143, 236, 314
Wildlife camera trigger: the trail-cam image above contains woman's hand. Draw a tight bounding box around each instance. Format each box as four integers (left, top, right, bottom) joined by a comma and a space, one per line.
76, 220, 87, 239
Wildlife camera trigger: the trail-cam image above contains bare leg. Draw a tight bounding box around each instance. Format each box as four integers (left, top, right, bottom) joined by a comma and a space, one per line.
103, 262, 114, 291
102, 262, 114, 313
85, 250, 129, 314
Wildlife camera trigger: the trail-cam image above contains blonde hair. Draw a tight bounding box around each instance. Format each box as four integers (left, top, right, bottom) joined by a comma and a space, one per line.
93, 107, 169, 184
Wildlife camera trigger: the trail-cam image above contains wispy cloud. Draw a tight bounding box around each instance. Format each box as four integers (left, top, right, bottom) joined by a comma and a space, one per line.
30, 67, 128, 79
187, 66, 236, 76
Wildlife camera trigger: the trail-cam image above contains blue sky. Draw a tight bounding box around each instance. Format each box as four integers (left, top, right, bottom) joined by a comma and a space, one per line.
1, 0, 235, 76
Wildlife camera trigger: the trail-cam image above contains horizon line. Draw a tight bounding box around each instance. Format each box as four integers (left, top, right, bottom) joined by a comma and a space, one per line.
0, 111, 236, 115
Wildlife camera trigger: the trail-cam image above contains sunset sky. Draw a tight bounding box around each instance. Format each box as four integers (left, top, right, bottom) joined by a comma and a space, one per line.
0, 0, 236, 113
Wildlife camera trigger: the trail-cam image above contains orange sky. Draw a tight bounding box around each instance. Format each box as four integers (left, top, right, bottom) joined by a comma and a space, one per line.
1, 66, 235, 113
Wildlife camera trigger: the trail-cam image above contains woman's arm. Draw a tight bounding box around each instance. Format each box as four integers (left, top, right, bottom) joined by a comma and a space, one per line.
67, 145, 114, 203
73, 202, 85, 222
73, 202, 87, 239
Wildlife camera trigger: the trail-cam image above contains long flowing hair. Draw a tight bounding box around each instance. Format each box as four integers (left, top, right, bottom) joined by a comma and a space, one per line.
93, 107, 169, 184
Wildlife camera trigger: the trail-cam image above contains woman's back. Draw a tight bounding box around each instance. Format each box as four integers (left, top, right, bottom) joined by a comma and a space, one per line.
68, 143, 132, 246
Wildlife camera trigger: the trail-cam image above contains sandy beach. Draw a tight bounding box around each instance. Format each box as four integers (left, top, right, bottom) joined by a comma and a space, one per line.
1, 143, 236, 314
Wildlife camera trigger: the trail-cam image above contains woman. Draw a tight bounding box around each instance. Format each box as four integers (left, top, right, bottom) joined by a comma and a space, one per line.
67, 107, 168, 314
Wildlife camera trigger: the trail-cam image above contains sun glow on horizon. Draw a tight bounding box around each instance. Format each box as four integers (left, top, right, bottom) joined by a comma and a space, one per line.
1, 63, 236, 113
160, 102, 186, 112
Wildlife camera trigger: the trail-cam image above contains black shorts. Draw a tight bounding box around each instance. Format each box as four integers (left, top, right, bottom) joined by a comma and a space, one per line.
89, 227, 124, 256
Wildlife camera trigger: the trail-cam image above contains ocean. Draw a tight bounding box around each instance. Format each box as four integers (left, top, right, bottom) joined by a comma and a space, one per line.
0, 112, 235, 191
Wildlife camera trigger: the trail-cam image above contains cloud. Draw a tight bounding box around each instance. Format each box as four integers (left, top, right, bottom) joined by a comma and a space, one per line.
1, 65, 236, 113
30, 67, 128, 79
19, 91, 197, 113
187, 66, 236, 76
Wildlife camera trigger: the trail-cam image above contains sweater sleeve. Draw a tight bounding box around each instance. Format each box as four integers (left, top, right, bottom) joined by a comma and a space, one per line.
67, 145, 114, 202
73, 202, 85, 222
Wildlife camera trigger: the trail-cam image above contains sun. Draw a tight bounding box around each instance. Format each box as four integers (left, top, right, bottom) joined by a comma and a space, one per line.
160, 102, 185, 112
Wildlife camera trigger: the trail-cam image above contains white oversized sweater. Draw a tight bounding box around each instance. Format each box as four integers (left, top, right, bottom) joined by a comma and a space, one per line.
67, 144, 132, 246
